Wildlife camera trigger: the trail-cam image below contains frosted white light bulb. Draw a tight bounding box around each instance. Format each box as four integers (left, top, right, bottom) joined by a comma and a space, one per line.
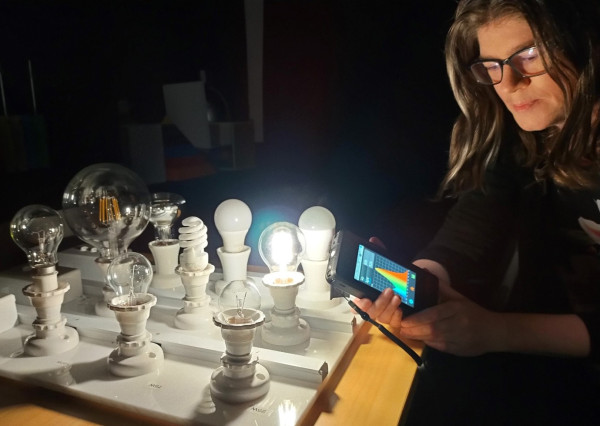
214, 199, 252, 253
258, 222, 305, 278
298, 206, 336, 261
10, 205, 64, 271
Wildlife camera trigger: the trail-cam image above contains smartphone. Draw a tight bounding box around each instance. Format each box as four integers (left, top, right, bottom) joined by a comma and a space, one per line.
326, 230, 438, 316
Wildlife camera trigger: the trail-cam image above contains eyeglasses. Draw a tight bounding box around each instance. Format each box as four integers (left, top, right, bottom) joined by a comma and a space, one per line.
469, 45, 547, 85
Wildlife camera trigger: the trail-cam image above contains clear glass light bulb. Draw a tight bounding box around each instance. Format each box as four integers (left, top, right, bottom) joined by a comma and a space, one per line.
61, 163, 151, 261
149, 192, 185, 240
258, 222, 305, 275
10, 204, 64, 271
298, 206, 336, 261
106, 252, 153, 306
218, 280, 262, 324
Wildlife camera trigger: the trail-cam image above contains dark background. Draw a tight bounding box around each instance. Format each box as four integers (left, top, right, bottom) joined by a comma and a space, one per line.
0, 0, 458, 267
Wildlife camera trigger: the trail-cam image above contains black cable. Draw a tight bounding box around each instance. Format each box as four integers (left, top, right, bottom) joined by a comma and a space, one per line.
347, 298, 423, 366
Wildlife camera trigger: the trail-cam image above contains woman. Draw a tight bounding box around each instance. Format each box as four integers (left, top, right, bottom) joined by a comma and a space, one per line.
356, 1, 600, 423
359, 0, 600, 359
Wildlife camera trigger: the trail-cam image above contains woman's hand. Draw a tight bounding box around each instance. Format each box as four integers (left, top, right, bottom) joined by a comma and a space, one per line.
352, 287, 404, 328
398, 282, 506, 356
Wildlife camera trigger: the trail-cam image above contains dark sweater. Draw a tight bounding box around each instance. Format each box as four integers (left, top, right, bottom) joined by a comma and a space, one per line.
417, 138, 600, 361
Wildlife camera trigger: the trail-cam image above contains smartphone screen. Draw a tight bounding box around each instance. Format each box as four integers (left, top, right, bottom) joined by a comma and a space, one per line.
353, 244, 417, 307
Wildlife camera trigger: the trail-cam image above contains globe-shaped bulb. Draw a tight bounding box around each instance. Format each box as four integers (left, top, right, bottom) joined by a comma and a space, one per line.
258, 222, 305, 274
61, 163, 151, 261
298, 206, 336, 261
10, 204, 64, 270
149, 192, 185, 240
106, 252, 153, 306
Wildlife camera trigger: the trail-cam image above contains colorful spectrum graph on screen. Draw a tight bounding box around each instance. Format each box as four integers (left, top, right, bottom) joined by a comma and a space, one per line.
375, 268, 408, 297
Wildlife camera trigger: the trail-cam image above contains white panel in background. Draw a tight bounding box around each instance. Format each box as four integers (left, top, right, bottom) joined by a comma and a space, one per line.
163, 80, 211, 149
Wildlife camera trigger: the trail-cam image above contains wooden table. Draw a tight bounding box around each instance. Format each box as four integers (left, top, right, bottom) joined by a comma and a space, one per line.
0, 322, 423, 426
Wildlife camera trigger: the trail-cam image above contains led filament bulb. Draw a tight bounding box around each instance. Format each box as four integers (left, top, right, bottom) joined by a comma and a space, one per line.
62, 163, 150, 261
10, 205, 64, 271
258, 222, 305, 283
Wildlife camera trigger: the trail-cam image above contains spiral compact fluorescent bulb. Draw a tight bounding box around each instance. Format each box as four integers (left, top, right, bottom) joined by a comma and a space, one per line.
178, 216, 209, 272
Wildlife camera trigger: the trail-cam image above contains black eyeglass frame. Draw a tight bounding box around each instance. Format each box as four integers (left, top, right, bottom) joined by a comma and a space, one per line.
469, 45, 547, 85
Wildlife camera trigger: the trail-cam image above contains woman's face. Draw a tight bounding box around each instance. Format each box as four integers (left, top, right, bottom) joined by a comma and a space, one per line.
477, 15, 567, 131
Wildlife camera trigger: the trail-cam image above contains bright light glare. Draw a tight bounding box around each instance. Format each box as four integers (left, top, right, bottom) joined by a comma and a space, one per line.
277, 400, 297, 426
271, 230, 293, 270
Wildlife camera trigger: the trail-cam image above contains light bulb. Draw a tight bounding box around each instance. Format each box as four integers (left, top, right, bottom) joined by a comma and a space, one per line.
258, 222, 305, 282
218, 279, 261, 324
61, 163, 150, 261
178, 216, 209, 271
106, 252, 153, 306
298, 206, 336, 261
10, 204, 64, 271
214, 199, 252, 252
149, 192, 185, 240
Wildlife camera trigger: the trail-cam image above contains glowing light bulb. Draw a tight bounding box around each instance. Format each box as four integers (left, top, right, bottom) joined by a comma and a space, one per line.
10, 205, 64, 272
106, 252, 153, 306
214, 199, 252, 252
149, 192, 185, 240
258, 222, 305, 284
61, 163, 150, 261
298, 206, 336, 261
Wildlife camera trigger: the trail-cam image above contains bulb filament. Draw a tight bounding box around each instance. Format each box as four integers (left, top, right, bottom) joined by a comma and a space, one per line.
236, 292, 247, 318
99, 192, 121, 225
128, 264, 141, 305
33, 230, 47, 263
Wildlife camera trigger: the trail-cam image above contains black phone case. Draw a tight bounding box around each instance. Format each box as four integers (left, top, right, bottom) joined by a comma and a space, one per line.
326, 230, 438, 316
